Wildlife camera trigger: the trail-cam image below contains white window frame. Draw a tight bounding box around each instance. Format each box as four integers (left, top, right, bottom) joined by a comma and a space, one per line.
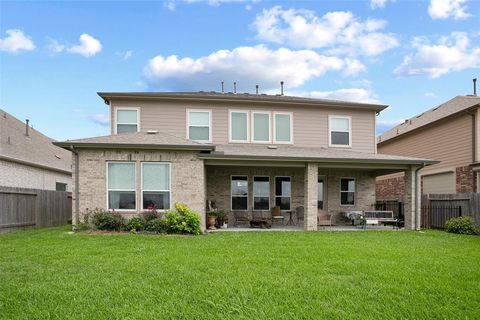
274, 176, 291, 211
253, 176, 270, 211
106, 161, 137, 212
140, 162, 171, 212
251, 111, 271, 143
229, 110, 250, 143
114, 107, 140, 134
340, 177, 356, 206
273, 112, 293, 144
186, 109, 212, 143
230, 175, 249, 211
329, 115, 352, 148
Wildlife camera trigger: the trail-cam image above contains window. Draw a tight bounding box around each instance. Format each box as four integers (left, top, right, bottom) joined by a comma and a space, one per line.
253, 176, 270, 210
329, 116, 351, 147
340, 178, 355, 206
275, 176, 291, 210
252, 112, 270, 143
116, 108, 139, 134
274, 112, 292, 143
187, 110, 211, 142
230, 111, 249, 142
317, 180, 324, 210
142, 162, 171, 210
56, 182, 67, 192
231, 176, 248, 210
107, 162, 136, 210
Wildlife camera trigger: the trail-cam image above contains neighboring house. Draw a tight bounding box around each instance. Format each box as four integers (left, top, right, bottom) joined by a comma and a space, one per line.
54, 92, 434, 231
377, 95, 480, 199
0, 109, 72, 191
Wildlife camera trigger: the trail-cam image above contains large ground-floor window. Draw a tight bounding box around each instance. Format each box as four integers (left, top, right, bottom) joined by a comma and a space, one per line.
107, 162, 136, 210
275, 176, 291, 210
253, 176, 270, 210
340, 178, 355, 206
231, 176, 248, 210
142, 162, 171, 210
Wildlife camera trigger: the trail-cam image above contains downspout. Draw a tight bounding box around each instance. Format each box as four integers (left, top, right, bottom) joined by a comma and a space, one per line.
415, 162, 426, 231
70, 145, 80, 229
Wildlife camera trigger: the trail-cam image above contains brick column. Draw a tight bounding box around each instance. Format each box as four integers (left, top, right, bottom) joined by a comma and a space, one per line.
404, 166, 420, 230
304, 163, 318, 231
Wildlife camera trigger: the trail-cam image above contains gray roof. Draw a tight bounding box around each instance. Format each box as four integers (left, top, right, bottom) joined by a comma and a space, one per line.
0, 109, 72, 174
200, 144, 437, 165
54, 131, 215, 151
379, 95, 480, 144
98, 91, 388, 112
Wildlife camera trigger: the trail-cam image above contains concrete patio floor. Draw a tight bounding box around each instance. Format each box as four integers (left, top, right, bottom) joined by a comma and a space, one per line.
208, 225, 398, 232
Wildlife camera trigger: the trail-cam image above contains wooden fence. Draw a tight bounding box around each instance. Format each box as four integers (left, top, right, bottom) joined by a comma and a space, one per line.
421, 205, 462, 229
422, 193, 480, 224
0, 186, 72, 232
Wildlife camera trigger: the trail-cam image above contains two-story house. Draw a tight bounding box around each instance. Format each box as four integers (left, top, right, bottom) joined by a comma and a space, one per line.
55, 92, 434, 231
377, 95, 480, 200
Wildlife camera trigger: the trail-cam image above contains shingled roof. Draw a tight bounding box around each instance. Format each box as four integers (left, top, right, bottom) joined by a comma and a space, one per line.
378, 95, 480, 144
0, 109, 72, 174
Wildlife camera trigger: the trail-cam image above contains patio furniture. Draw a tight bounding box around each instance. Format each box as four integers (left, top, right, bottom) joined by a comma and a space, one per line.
318, 214, 332, 227
250, 219, 271, 229
363, 210, 399, 229
271, 206, 285, 226
233, 211, 250, 226
295, 206, 304, 226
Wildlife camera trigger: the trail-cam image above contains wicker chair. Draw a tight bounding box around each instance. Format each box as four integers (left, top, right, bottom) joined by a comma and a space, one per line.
271, 206, 285, 226
233, 211, 250, 226
318, 214, 333, 227
295, 206, 304, 226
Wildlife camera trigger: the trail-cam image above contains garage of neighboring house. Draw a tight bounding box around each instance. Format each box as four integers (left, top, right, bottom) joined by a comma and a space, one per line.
422, 171, 456, 194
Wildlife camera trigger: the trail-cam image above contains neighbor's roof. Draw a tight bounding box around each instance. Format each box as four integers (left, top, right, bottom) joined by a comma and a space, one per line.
97, 91, 388, 112
0, 109, 72, 174
378, 95, 480, 144
54, 131, 215, 151
199, 144, 437, 165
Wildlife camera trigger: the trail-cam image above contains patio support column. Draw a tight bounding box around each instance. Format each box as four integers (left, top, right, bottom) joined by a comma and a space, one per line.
304, 162, 318, 231
404, 165, 420, 230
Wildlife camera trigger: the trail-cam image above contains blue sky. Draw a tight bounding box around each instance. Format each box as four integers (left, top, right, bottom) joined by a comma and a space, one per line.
1, 0, 479, 140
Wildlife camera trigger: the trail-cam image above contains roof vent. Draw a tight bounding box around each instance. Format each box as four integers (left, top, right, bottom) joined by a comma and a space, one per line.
267, 145, 278, 149
147, 130, 159, 134
55, 154, 61, 159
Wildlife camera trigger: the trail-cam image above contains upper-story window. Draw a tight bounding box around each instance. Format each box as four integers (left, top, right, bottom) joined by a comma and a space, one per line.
187, 110, 211, 142
274, 112, 293, 144
116, 108, 139, 134
252, 112, 271, 143
329, 115, 351, 147
230, 111, 249, 142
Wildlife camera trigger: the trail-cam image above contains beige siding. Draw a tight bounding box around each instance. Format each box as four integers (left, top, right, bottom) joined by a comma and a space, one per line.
110, 98, 376, 153
423, 172, 456, 194
378, 114, 473, 173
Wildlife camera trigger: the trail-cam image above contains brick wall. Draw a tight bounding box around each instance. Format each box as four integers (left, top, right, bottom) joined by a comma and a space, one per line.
73, 149, 206, 228
456, 166, 476, 193
376, 175, 405, 201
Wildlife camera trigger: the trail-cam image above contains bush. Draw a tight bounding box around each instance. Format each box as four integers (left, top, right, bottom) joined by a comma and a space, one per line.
144, 218, 168, 234
91, 211, 126, 231
140, 209, 162, 222
165, 203, 201, 235
445, 216, 479, 235
126, 217, 145, 232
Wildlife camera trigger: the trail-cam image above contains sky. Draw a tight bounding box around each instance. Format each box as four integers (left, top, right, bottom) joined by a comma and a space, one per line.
1, 0, 479, 141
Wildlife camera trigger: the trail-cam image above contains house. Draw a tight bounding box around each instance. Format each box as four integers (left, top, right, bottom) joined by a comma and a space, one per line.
54, 91, 435, 231
377, 95, 480, 200
0, 109, 72, 191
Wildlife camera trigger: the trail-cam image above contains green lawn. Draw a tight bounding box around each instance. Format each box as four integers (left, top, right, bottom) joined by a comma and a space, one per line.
1, 228, 479, 319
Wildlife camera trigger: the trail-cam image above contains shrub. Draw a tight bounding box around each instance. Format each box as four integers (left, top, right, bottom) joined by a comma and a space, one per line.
126, 217, 145, 232
445, 216, 479, 235
140, 209, 162, 222
144, 218, 168, 234
91, 211, 126, 231
165, 203, 201, 235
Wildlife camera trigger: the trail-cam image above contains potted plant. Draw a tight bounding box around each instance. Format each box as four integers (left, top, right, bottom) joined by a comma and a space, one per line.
207, 211, 217, 230
215, 210, 225, 228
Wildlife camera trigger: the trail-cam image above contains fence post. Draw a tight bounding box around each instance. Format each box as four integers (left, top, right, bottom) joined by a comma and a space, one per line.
459, 206, 462, 217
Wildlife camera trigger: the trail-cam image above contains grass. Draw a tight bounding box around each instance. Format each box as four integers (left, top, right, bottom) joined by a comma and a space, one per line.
0, 227, 479, 319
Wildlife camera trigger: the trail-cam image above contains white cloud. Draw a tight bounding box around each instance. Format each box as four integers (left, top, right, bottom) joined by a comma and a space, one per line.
424, 92, 437, 97
67, 34, 102, 57
294, 88, 380, 104
164, 1, 176, 10
164, 0, 256, 9
115, 50, 133, 60
370, 0, 394, 9
428, 0, 471, 20
144, 45, 364, 91
252, 6, 399, 56
47, 38, 65, 53
89, 114, 110, 126
0, 29, 35, 53
394, 32, 480, 78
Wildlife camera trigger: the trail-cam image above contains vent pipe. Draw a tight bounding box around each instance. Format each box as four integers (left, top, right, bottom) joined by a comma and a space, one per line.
474, 78, 477, 96
221, 81, 224, 94
256, 84, 259, 94
25, 119, 29, 136
233, 82, 237, 94
280, 81, 284, 96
